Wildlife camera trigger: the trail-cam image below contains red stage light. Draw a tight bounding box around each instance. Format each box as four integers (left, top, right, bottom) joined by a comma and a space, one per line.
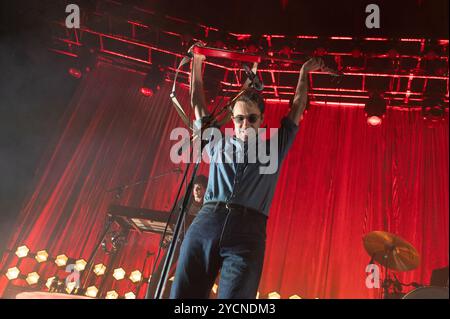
140, 87, 154, 97
69, 68, 82, 79
365, 92, 387, 126
367, 116, 382, 126
15, 245, 30, 258
140, 65, 164, 97
6, 267, 20, 280
422, 98, 446, 127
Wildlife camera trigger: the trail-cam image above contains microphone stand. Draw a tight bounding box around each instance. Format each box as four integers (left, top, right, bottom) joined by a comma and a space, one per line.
382, 245, 395, 299
106, 168, 182, 199
149, 116, 216, 300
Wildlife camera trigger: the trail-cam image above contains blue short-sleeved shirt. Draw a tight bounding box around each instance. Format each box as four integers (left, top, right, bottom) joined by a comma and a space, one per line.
197, 116, 299, 216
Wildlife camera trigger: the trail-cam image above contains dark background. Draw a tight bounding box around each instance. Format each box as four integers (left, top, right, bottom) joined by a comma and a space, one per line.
0, 0, 448, 252
155, 0, 449, 37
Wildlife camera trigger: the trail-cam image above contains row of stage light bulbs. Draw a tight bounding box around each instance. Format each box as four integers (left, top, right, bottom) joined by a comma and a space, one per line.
5, 245, 142, 299
5, 245, 310, 299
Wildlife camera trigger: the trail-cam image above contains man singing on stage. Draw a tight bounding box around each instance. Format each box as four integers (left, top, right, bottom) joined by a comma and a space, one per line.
170, 48, 326, 299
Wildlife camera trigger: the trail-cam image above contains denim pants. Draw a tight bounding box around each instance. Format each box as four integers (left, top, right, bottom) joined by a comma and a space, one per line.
169, 202, 267, 299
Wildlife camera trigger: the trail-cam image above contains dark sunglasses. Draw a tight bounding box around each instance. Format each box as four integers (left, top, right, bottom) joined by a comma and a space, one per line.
232, 114, 260, 124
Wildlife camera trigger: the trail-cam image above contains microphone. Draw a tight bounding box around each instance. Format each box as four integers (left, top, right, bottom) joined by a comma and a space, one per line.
320, 64, 344, 84
243, 64, 264, 91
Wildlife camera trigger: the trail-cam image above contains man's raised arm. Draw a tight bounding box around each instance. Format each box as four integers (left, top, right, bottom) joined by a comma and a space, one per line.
190, 53, 209, 121
288, 57, 325, 125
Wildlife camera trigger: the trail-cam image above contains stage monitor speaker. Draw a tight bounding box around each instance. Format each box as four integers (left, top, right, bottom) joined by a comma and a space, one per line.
430, 266, 449, 287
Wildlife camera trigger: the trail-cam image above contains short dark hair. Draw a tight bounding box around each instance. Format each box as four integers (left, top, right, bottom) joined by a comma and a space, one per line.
231, 88, 265, 114
193, 175, 208, 188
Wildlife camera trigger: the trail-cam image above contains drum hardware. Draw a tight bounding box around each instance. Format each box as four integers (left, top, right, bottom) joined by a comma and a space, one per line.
402, 286, 449, 299
363, 231, 422, 299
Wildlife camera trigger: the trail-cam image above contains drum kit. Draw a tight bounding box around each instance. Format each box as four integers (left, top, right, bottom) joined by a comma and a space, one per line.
363, 231, 449, 299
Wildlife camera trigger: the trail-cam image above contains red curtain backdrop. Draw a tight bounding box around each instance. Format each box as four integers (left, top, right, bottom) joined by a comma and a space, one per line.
1, 62, 448, 298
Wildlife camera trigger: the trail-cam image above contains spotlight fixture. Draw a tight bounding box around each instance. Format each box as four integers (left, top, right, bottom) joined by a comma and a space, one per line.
268, 291, 281, 299
140, 65, 165, 97
93, 263, 106, 276
423, 105, 445, 121
124, 291, 136, 299
15, 245, 30, 258
364, 91, 387, 126
106, 290, 119, 299
6, 267, 20, 280
129, 270, 142, 283
85, 286, 98, 298
69, 47, 97, 79
26, 272, 40, 285
422, 96, 446, 124
289, 294, 302, 299
68, 67, 82, 79
113, 268, 126, 280
35, 250, 49, 263
75, 259, 87, 272
55, 254, 68, 267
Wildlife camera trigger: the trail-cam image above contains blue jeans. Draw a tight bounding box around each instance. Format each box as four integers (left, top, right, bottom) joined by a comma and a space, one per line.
169, 202, 267, 299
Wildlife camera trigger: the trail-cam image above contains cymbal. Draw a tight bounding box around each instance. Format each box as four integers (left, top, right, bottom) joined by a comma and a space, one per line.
363, 231, 420, 271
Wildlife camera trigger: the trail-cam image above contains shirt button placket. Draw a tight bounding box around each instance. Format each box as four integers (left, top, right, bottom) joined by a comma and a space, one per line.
229, 143, 244, 203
